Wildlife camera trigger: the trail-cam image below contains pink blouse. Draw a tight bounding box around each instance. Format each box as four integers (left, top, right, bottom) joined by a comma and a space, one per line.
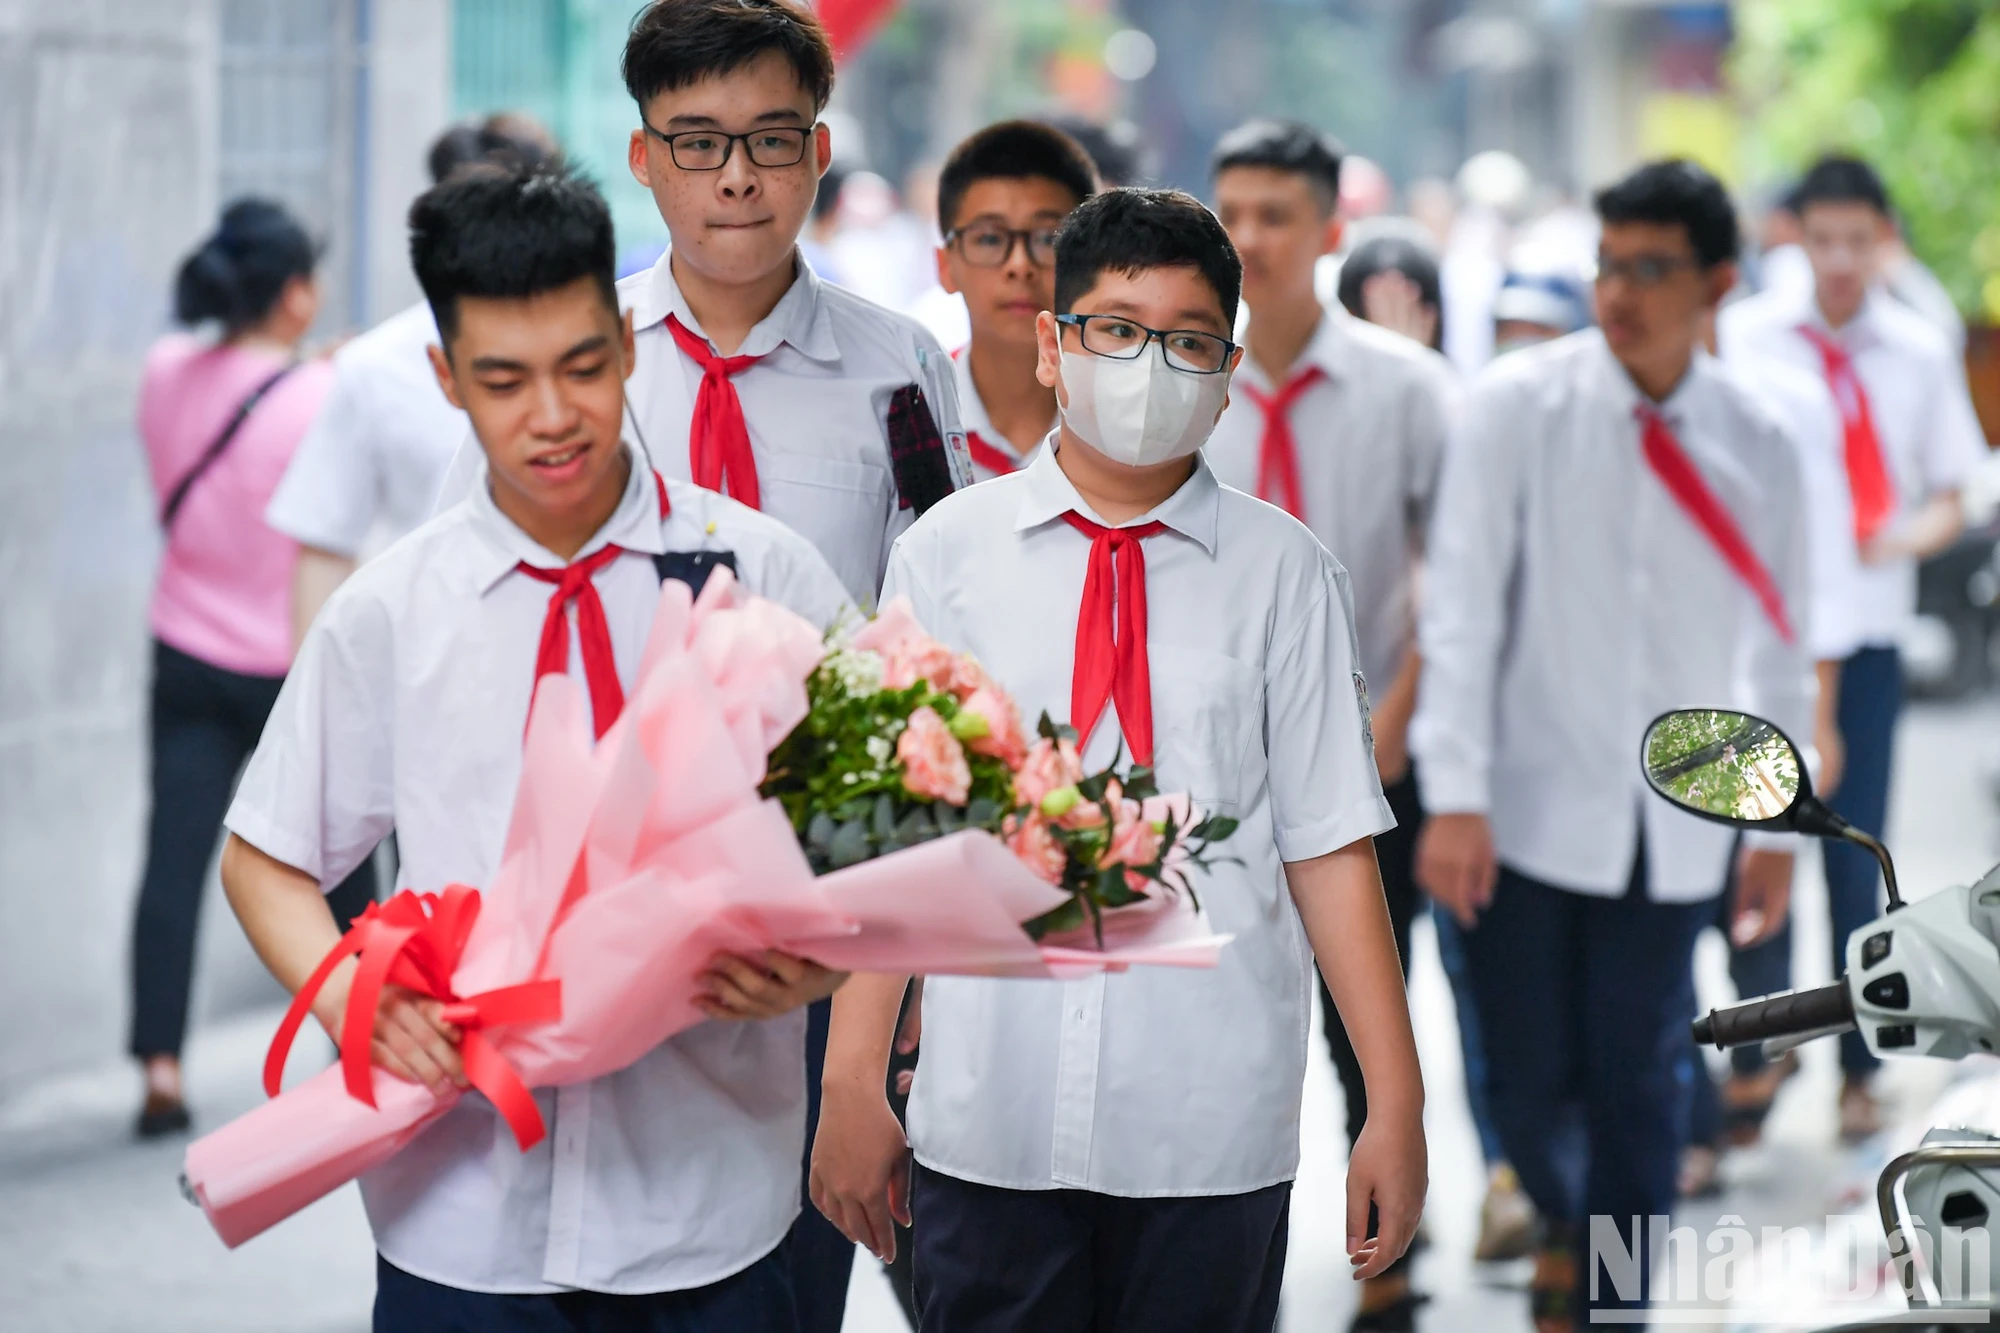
139, 335, 334, 677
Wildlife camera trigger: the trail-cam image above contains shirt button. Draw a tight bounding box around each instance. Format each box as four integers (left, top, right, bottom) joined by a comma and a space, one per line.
1074, 1008, 1085, 1021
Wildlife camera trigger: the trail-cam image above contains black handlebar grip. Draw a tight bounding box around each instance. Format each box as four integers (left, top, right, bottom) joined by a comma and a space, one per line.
1691, 979, 1857, 1049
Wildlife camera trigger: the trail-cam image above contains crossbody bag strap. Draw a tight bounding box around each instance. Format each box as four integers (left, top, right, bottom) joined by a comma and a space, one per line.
160, 362, 299, 530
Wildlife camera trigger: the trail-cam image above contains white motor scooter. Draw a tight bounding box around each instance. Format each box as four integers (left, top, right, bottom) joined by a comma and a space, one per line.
1646, 708, 2000, 1329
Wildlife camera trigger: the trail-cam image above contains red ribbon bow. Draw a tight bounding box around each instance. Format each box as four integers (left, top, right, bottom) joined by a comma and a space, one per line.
264, 887, 564, 1151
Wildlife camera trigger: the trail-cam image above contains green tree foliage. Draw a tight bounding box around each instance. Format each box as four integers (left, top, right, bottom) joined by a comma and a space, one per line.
1731, 0, 2000, 317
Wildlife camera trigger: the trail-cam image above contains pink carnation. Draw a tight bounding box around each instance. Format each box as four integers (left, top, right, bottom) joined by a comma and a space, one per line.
1015, 736, 1084, 809
897, 706, 971, 805
960, 686, 1029, 768
1104, 801, 1164, 870
950, 654, 998, 702
882, 636, 958, 694
1005, 812, 1067, 884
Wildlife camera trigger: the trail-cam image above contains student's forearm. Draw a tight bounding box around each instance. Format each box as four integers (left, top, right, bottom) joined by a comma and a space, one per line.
823, 972, 911, 1099
1371, 650, 1420, 779
1288, 840, 1424, 1118
1903, 491, 1965, 560
1814, 659, 1841, 732
220, 833, 352, 1031
291, 547, 357, 654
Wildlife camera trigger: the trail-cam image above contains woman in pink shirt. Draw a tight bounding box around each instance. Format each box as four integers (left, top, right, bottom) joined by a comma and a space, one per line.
131, 200, 375, 1137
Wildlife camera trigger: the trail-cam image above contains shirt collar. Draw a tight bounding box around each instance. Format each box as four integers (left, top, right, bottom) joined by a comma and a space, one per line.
628, 246, 841, 363
1011, 434, 1221, 555
463, 445, 667, 593
1232, 307, 1349, 393
1799, 286, 1890, 352
1587, 328, 1714, 426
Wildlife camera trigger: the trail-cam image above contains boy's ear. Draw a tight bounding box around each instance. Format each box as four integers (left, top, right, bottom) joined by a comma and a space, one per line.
936, 245, 960, 297
427, 342, 466, 411
628, 128, 653, 189
1702, 260, 1737, 312
620, 308, 637, 381
813, 122, 832, 181
1035, 310, 1063, 392
1320, 214, 1344, 258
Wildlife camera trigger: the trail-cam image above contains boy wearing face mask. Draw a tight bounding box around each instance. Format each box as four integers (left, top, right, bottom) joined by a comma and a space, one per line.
810, 188, 1428, 1332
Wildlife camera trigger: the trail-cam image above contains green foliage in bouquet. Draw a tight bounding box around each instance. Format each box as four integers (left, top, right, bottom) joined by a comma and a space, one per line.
1019, 715, 1239, 947
762, 647, 1015, 874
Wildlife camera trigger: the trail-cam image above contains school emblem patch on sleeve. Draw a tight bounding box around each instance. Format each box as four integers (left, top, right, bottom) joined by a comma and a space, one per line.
1354, 671, 1374, 758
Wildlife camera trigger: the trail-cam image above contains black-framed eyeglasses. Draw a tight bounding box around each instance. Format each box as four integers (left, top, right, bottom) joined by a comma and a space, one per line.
1595, 253, 1698, 287
946, 224, 1061, 268
1055, 313, 1237, 375
641, 119, 814, 171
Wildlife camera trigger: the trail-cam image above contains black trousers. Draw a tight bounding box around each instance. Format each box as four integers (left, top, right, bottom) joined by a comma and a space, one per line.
1318, 767, 1423, 1147
373, 1248, 797, 1333
129, 639, 378, 1059
910, 1164, 1289, 1333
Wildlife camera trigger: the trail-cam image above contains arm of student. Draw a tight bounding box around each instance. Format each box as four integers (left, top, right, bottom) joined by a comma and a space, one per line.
692, 951, 845, 1022
1813, 658, 1844, 798
220, 834, 465, 1095
1289, 842, 1427, 1279
810, 971, 915, 1262
1370, 649, 1420, 787
291, 546, 357, 653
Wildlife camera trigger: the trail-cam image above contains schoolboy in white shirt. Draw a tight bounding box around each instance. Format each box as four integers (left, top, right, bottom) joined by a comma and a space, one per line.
615, 0, 967, 607
1719, 153, 1987, 1138
219, 166, 849, 1333
1202, 119, 1456, 1330
812, 188, 1428, 1333
1413, 161, 1813, 1329
933, 120, 1098, 480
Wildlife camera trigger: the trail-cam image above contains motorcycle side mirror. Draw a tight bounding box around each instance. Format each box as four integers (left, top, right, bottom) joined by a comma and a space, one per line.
1641, 709, 1903, 910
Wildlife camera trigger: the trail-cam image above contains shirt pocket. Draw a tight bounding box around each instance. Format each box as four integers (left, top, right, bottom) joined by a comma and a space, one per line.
1148, 644, 1263, 812
754, 454, 893, 592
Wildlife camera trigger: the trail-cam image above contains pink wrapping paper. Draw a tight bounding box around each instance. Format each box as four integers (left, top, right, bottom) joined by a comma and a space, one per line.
184, 573, 847, 1248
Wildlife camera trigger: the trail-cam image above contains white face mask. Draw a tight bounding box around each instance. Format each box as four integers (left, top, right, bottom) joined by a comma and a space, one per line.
1057, 347, 1232, 467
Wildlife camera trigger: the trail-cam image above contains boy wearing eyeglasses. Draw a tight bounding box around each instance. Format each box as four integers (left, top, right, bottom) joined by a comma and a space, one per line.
933, 121, 1099, 480
618, 3, 965, 1326
613, 0, 967, 611
811, 188, 1428, 1333
1413, 161, 1812, 1328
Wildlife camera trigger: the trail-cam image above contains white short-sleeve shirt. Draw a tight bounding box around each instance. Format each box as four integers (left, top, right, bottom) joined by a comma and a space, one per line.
1203, 308, 1458, 691
225, 453, 850, 1295
885, 443, 1393, 1196
1720, 287, 1989, 647
1411, 332, 1814, 901
266, 301, 470, 558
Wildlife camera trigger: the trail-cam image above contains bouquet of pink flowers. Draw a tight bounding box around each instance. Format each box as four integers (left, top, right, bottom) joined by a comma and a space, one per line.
762, 600, 1236, 949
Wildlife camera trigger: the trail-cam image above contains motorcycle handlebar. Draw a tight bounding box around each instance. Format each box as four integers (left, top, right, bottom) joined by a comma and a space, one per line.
1691, 979, 1857, 1050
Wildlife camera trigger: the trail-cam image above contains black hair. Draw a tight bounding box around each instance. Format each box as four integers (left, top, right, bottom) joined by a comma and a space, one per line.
173, 198, 317, 331
408, 165, 618, 347
1211, 118, 1345, 212
812, 160, 849, 225
1793, 153, 1892, 217
622, 0, 835, 114
1052, 188, 1242, 329
1336, 235, 1444, 350
1592, 159, 1740, 269
936, 120, 1099, 235
1045, 115, 1146, 188
427, 113, 560, 185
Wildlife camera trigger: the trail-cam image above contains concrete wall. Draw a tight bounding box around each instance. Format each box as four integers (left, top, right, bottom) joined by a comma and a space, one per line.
0, 0, 450, 1096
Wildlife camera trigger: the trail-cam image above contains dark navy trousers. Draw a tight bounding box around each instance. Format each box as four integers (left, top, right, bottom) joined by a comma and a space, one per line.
372, 1246, 797, 1333
910, 1163, 1289, 1333
1457, 853, 1711, 1316
1823, 644, 1902, 1077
